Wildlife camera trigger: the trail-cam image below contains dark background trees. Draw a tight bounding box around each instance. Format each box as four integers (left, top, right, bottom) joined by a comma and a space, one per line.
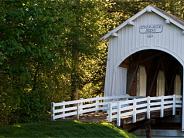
0, 0, 184, 124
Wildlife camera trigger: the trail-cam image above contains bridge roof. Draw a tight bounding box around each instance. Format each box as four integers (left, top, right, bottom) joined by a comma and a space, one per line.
101, 5, 184, 40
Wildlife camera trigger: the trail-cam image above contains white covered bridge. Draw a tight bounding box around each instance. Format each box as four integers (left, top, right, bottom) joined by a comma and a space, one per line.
52, 6, 184, 131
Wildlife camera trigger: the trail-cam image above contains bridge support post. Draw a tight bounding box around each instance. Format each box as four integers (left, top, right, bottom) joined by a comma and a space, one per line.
80, 99, 84, 116
63, 101, 66, 119
108, 103, 112, 122
145, 120, 152, 138
160, 96, 164, 118
95, 96, 99, 113
117, 101, 121, 126
172, 94, 176, 115
133, 98, 137, 123
147, 96, 150, 119
77, 102, 80, 120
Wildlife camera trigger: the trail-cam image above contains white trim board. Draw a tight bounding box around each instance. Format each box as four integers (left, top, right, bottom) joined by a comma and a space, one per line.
101, 5, 184, 40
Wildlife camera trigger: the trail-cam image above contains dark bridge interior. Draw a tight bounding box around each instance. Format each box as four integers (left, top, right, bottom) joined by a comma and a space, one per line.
120, 50, 183, 96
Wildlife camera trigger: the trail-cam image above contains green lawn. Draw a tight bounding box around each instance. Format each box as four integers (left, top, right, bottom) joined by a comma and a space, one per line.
0, 120, 136, 138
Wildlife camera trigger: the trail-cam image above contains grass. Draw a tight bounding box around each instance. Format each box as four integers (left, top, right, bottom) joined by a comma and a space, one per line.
0, 120, 136, 138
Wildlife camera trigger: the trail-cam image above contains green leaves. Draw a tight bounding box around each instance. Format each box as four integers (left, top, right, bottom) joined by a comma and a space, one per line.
3, 0, 184, 124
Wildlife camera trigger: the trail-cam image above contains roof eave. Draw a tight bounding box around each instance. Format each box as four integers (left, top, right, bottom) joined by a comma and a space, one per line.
101, 5, 184, 40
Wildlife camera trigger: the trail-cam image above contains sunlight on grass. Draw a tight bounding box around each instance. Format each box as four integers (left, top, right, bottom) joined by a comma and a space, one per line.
13, 124, 21, 128
101, 121, 136, 138
0, 121, 136, 138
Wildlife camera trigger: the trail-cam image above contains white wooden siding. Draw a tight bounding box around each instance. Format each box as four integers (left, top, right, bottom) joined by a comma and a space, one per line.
104, 12, 184, 97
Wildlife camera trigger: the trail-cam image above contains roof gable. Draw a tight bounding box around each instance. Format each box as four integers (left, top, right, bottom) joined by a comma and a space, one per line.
101, 5, 184, 40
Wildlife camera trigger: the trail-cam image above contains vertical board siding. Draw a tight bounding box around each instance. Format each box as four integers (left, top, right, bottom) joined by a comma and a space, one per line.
104, 12, 184, 97
104, 41, 111, 96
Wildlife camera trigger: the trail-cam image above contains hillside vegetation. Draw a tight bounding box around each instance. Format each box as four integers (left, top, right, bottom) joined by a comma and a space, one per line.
0, 121, 136, 138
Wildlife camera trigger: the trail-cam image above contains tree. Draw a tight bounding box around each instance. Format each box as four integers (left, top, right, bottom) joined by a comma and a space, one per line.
0, 0, 65, 123
1, 0, 184, 124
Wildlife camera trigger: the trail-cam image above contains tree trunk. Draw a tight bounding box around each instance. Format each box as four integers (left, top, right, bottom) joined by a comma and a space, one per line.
71, 0, 80, 100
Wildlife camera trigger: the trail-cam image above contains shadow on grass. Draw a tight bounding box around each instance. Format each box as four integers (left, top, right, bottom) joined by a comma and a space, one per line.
0, 120, 136, 138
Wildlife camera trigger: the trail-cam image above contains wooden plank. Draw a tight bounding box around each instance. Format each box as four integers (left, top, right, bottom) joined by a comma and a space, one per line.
119, 99, 134, 105
164, 105, 173, 109
150, 102, 161, 106
136, 97, 148, 102
54, 111, 77, 119
136, 108, 147, 113
150, 97, 161, 100
81, 103, 96, 109
62, 111, 77, 117
120, 106, 133, 111
176, 100, 182, 103
150, 107, 161, 111
163, 95, 173, 99
121, 111, 133, 117
53, 96, 128, 107
54, 106, 77, 113
164, 101, 173, 104
136, 104, 147, 108
176, 105, 182, 107
54, 102, 66, 107
81, 107, 96, 114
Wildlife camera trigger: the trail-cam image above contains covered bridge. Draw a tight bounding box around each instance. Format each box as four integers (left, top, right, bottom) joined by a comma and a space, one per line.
102, 5, 184, 130
51, 5, 184, 134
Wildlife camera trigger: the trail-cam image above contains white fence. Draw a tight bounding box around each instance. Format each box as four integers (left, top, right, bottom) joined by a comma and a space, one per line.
51, 95, 136, 120
107, 95, 182, 126
51, 95, 182, 125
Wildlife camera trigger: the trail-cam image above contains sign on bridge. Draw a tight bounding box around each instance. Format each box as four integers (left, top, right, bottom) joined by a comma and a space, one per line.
139, 24, 163, 34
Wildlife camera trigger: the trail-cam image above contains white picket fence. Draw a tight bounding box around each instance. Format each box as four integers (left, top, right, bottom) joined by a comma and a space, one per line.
107, 95, 182, 126
51, 95, 137, 120
51, 95, 182, 125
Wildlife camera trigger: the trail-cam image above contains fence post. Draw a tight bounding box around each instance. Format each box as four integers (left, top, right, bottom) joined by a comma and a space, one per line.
51, 102, 55, 121
173, 94, 176, 115
160, 96, 164, 117
133, 98, 137, 123
80, 98, 83, 116
96, 96, 99, 112
117, 101, 121, 126
147, 96, 150, 119
108, 102, 112, 122
77, 102, 80, 120
63, 101, 65, 119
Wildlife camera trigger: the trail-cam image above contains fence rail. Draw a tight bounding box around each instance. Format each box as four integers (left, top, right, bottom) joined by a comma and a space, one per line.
51, 94, 182, 125
51, 95, 137, 120
107, 95, 182, 126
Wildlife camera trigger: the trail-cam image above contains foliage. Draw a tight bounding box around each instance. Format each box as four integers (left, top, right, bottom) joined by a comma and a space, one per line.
0, 0, 60, 124
0, 0, 107, 124
1, 0, 184, 124
0, 121, 136, 138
